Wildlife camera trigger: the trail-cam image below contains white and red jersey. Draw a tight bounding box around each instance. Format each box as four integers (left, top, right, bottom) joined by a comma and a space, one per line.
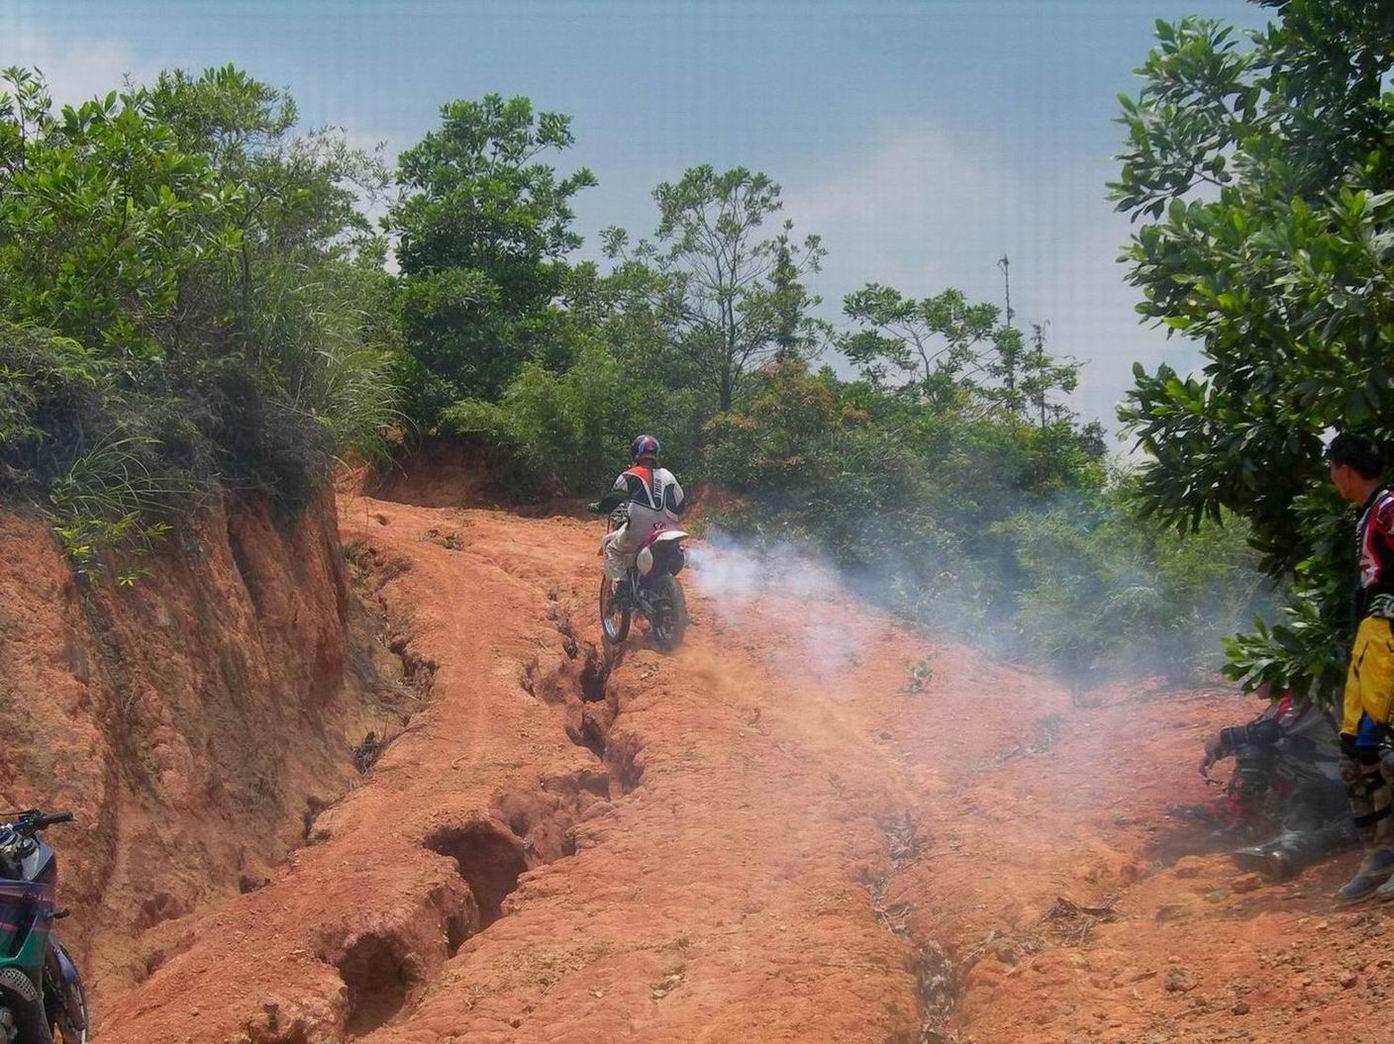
603, 465, 686, 565
610, 465, 685, 518
1356, 486, 1394, 619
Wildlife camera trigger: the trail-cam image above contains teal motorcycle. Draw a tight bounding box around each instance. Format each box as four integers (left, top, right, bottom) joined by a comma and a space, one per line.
0, 811, 88, 1043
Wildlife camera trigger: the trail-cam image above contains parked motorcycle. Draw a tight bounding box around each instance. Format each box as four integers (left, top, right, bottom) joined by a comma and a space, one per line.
599, 505, 690, 651
0, 810, 89, 1043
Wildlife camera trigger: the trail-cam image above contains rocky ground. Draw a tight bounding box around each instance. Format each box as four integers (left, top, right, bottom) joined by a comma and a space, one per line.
87, 488, 1393, 1042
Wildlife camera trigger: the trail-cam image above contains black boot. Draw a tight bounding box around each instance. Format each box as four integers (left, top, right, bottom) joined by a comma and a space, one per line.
1231, 842, 1292, 881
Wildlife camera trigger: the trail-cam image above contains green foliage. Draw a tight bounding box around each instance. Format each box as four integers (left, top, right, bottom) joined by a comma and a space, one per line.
47, 435, 189, 581
389, 95, 597, 420
602, 165, 828, 411
699, 359, 1189, 670
1005, 492, 1267, 681
0, 324, 106, 484
1111, 4, 1394, 697
0, 72, 233, 358
902, 656, 935, 695
0, 65, 398, 573
841, 284, 1080, 422
442, 342, 675, 499
841, 285, 999, 407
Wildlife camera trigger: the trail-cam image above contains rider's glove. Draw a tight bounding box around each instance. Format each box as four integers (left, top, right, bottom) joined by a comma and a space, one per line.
1198, 734, 1223, 778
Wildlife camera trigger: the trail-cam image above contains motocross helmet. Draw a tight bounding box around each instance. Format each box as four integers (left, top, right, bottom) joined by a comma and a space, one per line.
630, 434, 661, 463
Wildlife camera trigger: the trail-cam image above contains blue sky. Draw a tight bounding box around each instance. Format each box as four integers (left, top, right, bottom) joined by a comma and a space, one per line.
2, 0, 1269, 435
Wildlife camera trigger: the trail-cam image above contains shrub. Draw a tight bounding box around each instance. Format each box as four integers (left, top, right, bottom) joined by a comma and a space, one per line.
0, 66, 398, 567
443, 342, 670, 499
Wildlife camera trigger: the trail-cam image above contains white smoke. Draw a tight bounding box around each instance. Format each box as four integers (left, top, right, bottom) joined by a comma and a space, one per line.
688, 535, 876, 686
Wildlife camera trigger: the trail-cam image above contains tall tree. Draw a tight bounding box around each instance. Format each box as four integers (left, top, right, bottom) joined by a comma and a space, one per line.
603, 165, 826, 412
840, 283, 1078, 421
1110, 2, 1394, 697
388, 95, 596, 421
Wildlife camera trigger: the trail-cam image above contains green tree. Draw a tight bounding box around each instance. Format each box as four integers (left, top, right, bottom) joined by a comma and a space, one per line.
1004, 489, 1266, 682
1020, 322, 1081, 427
0, 65, 397, 567
840, 283, 1079, 421
388, 95, 596, 421
1110, 3, 1394, 698
442, 341, 670, 499
0, 69, 234, 359
603, 165, 827, 412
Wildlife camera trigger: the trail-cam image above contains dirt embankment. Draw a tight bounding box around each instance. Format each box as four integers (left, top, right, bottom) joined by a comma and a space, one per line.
17, 478, 1388, 1043
0, 492, 402, 1004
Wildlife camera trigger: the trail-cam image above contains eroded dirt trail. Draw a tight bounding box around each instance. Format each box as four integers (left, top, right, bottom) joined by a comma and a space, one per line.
97, 495, 1385, 1043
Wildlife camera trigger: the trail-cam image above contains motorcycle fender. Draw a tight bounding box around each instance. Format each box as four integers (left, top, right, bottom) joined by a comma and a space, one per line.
44, 939, 86, 1031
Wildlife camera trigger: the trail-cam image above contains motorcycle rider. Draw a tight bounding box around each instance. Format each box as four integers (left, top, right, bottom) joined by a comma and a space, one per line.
1198, 689, 1358, 880
1325, 432, 1394, 902
591, 435, 686, 600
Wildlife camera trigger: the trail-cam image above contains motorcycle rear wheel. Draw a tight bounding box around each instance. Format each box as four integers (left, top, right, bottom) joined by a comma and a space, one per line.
600, 574, 630, 644
649, 574, 687, 652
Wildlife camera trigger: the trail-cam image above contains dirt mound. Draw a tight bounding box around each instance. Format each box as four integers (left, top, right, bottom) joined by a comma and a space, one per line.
0, 492, 401, 1003
71, 490, 1385, 1042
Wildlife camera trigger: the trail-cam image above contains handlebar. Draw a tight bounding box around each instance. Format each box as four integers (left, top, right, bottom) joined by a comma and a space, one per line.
6, 810, 74, 836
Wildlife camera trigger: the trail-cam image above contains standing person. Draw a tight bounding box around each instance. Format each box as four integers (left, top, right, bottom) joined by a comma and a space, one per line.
1325, 432, 1394, 902
592, 435, 686, 596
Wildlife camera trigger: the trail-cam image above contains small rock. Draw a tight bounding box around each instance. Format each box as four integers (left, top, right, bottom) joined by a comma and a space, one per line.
1156, 904, 1189, 923
1232, 873, 1263, 894
1231, 1001, 1250, 1015
1165, 967, 1197, 993
1173, 856, 1207, 879
1341, 973, 1358, 989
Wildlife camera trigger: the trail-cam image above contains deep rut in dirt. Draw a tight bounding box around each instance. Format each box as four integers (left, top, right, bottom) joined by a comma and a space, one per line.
864, 809, 962, 1043
322, 538, 649, 1038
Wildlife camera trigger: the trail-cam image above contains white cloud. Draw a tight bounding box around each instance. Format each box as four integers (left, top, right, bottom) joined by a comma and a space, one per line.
1035, 208, 1206, 437
782, 123, 1203, 437
786, 122, 1022, 294
0, 13, 142, 107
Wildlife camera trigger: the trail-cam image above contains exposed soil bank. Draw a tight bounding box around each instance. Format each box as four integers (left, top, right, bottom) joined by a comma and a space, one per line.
24, 479, 1386, 1043
0, 492, 398, 1001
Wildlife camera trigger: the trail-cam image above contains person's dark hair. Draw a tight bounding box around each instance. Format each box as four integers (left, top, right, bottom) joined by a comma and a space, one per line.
1325, 432, 1385, 479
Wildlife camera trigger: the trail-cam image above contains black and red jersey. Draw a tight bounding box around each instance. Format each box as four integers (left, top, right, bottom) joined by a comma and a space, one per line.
1355, 486, 1394, 619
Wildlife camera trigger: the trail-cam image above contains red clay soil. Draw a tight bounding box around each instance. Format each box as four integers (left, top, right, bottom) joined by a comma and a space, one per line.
0, 493, 401, 1005
94, 493, 1391, 1043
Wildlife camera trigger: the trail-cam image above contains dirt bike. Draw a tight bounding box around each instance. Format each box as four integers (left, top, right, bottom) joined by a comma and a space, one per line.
0, 810, 89, 1043
599, 504, 690, 651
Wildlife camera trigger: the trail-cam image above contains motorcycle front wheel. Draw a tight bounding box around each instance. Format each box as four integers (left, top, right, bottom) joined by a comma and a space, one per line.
649, 574, 687, 652
600, 574, 630, 644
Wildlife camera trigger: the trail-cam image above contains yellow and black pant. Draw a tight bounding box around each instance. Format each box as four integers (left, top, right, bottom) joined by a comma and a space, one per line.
1341, 617, 1394, 848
